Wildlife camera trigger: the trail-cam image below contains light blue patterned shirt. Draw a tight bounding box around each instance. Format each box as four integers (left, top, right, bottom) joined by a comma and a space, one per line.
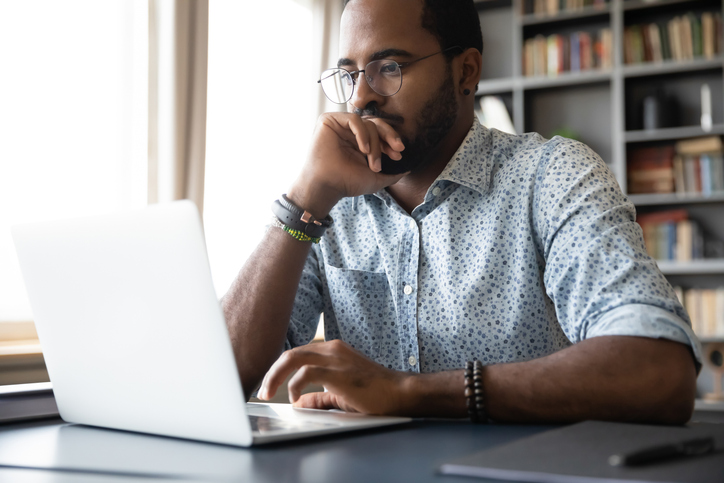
286, 119, 702, 373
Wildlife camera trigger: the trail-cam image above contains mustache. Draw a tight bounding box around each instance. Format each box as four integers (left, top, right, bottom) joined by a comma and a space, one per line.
353, 103, 404, 125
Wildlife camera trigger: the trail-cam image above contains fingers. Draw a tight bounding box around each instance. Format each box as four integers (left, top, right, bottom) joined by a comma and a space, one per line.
330, 114, 405, 173
359, 121, 379, 172
345, 116, 373, 162
293, 391, 343, 410
368, 119, 405, 162
287, 365, 340, 404
258, 349, 328, 400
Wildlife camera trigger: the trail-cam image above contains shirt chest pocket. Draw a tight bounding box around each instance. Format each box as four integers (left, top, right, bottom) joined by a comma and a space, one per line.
324, 265, 398, 363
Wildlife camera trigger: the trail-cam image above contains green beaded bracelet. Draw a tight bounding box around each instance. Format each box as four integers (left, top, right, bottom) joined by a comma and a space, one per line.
271, 217, 321, 244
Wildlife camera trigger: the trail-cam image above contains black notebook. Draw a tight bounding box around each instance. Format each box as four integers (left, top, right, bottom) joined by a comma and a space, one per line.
439, 420, 724, 483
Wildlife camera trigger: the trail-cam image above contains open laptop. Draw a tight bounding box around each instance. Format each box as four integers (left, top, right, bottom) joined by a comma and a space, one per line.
11, 201, 410, 446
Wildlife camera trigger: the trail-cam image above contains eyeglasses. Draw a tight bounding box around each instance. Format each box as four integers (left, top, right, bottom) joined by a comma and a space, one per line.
318, 46, 461, 104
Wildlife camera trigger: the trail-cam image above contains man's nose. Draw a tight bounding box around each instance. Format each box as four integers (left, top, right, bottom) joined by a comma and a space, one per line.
349, 73, 385, 111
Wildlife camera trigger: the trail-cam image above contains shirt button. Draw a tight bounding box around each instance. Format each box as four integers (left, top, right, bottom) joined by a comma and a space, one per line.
408, 356, 417, 366
403, 285, 413, 295
432, 187, 441, 196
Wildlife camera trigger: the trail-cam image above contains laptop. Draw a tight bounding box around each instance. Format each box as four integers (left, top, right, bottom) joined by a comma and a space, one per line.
11, 200, 410, 446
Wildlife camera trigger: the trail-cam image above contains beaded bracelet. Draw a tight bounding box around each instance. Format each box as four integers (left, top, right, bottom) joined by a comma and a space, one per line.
464, 360, 489, 424
271, 217, 321, 244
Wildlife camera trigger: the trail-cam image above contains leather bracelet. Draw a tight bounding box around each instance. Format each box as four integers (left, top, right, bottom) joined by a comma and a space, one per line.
272, 194, 333, 239
464, 360, 489, 424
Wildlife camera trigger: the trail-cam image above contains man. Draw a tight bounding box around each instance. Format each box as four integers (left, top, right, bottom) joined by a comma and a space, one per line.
222, 0, 700, 423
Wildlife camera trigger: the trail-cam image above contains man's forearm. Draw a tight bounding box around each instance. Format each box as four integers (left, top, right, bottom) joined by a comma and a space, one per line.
403, 336, 696, 423
221, 227, 313, 398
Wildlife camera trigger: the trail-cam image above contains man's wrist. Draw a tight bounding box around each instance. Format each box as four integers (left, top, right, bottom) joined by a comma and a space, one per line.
397, 370, 469, 418
287, 181, 341, 220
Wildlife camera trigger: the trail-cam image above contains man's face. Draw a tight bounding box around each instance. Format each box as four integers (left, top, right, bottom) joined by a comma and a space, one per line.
339, 0, 459, 174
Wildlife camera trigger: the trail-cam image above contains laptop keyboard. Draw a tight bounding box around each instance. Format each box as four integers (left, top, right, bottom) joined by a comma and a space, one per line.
248, 414, 337, 434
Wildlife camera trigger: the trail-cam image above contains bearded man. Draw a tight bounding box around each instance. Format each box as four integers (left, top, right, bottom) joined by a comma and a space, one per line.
222, 0, 700, 423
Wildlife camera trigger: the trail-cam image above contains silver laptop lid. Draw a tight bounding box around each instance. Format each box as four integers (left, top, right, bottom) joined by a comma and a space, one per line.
12, 201, 253, 446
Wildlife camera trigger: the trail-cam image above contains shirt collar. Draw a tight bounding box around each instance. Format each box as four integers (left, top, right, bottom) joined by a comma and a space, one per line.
434, 118, 493, 195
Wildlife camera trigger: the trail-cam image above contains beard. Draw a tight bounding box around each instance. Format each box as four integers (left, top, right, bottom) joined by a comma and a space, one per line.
379, 71, 459, 175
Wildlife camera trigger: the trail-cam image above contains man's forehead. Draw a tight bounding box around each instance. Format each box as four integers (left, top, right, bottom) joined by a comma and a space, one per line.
338, 0, 438, 63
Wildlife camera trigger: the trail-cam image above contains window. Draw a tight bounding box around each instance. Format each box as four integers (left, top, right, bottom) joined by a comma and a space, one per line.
203, 1, 315, 297
0, 1, 148, 382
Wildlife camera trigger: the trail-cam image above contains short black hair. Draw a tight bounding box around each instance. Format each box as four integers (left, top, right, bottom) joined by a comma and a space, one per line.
343, 0, 483, 59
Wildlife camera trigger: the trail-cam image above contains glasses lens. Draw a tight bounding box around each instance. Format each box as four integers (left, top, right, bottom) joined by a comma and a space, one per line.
365, 60, 402, 97
320, 69, 354, 104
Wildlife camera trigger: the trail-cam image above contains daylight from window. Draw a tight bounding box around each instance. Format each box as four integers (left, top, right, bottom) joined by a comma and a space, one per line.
203, 1, 314, 297
0, 1, 148, 322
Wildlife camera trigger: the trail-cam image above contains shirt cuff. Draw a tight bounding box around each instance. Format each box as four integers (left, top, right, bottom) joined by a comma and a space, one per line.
585, 304, 703, 372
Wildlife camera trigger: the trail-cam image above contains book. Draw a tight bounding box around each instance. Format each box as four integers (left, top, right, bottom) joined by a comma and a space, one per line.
700, 154, 712, 196
676, 220, 693, 261
669, 17, 682, 61
716, 288, 724, 337
702, 289, 717, 337
702, 12, 715, 58
673, 155, 686, 194
626, 145, 676, 194
683, 287, 724, 338
522, 28, 612, 76
690, 12, 702, 58
570, 32, 580, 72
648, 23, 662, 62
685, 289, 702, 335
680, 14, 693, 60
683, 155, 699, 194
641, 24, 653, 62
600, 28, 613, 68
659, 20, 672, 60
711, 154, 724, 191
580, 31, 592, 70
676, 136, 722, 156
547, 35, 559, 76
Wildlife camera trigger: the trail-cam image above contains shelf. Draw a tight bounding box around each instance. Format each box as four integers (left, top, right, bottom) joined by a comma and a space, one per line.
474, 0, 512, 10
622, 57, 723, 78
520, 4, 611, 26
522, 69, 611, 89
655, 259, 724, 274
629, 192, 724, 206
623, 0, 719, 12
698, 338, 724, 344
475, 77, 515, 96
625, 125, 724, 143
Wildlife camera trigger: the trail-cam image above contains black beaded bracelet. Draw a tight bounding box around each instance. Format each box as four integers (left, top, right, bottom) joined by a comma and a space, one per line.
464, 360, 488, 424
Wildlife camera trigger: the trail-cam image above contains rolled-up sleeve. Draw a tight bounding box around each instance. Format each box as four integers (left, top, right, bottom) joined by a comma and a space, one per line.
533, 138, 702, 369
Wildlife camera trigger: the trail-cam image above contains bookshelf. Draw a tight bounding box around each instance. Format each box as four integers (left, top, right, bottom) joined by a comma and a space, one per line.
474, 0, 724, 394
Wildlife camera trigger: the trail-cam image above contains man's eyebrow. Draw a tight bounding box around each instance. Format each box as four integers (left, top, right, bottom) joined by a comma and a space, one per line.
336, 49, 414, 68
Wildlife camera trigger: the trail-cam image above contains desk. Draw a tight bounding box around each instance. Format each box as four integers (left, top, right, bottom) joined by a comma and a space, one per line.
1, 410, 722, 483
0, 418, 552, 483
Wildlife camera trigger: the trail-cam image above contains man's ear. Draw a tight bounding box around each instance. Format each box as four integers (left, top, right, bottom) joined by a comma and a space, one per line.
457, 48, 482, 96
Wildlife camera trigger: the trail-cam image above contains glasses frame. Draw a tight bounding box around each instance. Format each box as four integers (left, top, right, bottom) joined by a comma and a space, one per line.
318, 45, 462, 104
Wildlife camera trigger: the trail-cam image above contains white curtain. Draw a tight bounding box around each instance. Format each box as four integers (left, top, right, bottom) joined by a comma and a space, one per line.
148, 0, 209, 214
312, 0, 345, 118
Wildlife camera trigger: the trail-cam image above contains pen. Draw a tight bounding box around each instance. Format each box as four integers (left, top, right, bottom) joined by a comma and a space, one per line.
608, 437, 715, 466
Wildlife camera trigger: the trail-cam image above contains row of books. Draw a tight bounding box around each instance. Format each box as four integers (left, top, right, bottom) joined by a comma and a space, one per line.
673, 287, 724, 339
627, 136, 724, 196
623, 12, 722, 65
523, 0, 607, 17
637, 210, 705, 261
523, 29, 613, 77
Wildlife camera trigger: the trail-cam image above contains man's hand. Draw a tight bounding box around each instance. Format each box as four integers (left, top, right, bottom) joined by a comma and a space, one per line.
257, 339, 410, 415
288, 113, 408, 218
